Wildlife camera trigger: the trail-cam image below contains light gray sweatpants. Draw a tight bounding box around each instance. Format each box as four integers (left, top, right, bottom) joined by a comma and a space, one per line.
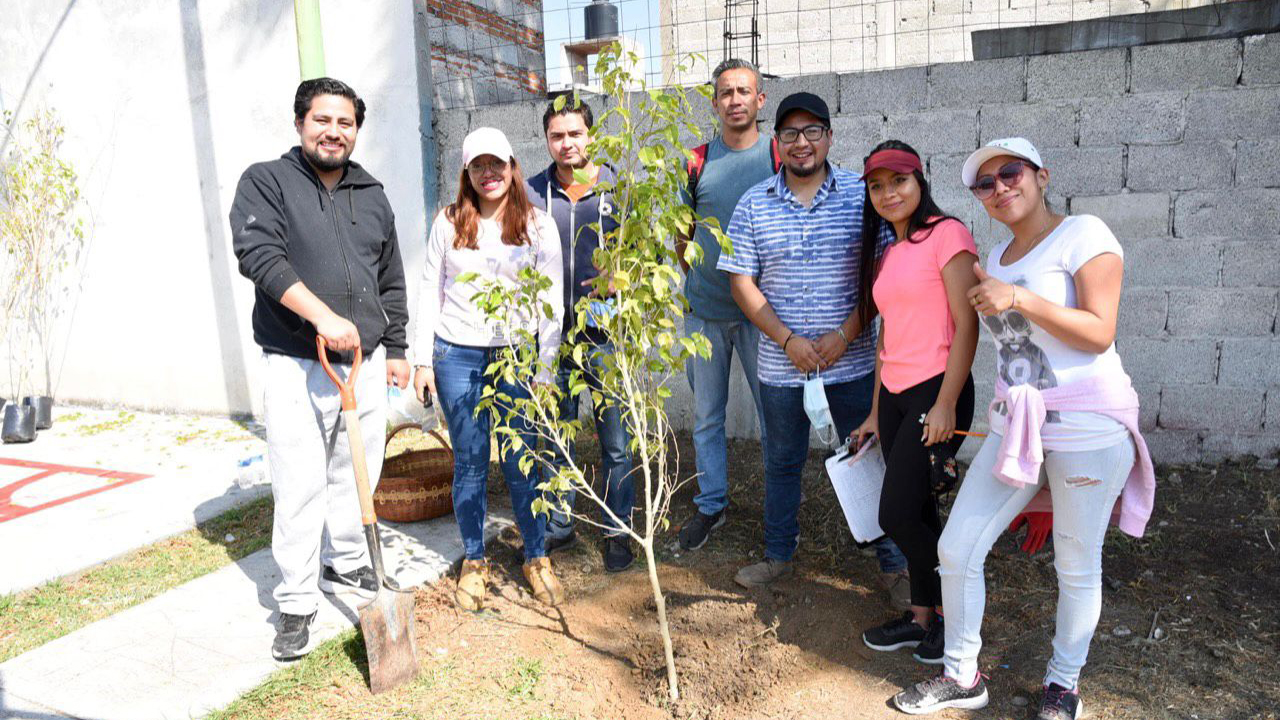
262, 347, 387, 616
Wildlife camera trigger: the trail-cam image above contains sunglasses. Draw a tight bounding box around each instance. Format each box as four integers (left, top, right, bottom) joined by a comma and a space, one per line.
970, 160, 1034, 200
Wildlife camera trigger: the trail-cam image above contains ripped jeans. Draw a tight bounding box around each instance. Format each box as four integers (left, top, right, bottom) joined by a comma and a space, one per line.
938, 433, 1135, 690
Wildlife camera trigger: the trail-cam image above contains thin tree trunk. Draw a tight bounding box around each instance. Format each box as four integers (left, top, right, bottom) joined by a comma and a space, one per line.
642, 539, 679, 701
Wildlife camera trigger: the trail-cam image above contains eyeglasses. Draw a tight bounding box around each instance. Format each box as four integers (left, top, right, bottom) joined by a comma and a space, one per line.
467, 158, 508, 175
777, 124, 829, 144
970, 160, 1032, 200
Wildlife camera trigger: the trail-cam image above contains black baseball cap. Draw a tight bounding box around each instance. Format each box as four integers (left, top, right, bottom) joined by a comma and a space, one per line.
774, 92, 830, 130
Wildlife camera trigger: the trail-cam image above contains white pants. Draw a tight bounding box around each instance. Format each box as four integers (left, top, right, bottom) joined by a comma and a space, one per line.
939, 432, 1135, 689
262, 347, 387, 615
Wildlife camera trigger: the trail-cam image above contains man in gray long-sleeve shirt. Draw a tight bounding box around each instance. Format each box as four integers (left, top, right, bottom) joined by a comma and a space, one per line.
230, 77, 409, 661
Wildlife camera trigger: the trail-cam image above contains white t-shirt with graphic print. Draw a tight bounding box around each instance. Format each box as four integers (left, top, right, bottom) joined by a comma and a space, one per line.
983, 214, 1130, 452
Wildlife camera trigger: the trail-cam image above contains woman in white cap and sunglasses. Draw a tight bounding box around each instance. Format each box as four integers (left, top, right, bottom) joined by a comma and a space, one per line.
892, 138, 1156, 719
412, 127, 565, 612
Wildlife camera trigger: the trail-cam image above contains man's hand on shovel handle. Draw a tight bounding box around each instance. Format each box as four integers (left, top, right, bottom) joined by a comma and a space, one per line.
315, 312, 360, 353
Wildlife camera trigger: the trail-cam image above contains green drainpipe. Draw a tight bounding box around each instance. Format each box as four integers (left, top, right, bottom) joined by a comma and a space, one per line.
294, 0, 325, 80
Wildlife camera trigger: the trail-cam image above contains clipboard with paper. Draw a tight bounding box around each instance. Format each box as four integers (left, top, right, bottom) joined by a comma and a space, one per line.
824, 436, 888, 543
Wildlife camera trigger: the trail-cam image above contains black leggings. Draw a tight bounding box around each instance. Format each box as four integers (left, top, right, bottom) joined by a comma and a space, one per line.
877, 372, 975, 609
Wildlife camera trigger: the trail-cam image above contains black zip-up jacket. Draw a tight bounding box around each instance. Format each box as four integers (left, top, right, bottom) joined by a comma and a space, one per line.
230, 147, 408, 362
526, 162, 619, 344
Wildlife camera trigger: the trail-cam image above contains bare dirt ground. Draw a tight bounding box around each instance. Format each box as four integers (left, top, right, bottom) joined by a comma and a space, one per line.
274, 432, 1280, 719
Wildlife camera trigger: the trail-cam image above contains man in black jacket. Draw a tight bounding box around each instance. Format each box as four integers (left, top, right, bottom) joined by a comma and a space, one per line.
230, 77, 409, 660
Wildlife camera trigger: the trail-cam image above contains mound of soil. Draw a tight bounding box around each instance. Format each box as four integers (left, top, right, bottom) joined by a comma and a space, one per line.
408, 435, 1280, 720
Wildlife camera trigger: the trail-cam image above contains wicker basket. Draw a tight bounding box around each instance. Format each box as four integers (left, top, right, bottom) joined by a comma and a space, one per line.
374, 423, 454, 523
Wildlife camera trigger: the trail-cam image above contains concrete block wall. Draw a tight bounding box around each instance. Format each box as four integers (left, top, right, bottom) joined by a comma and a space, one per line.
432, 33, 1280, 464
661, 0, 1238, 85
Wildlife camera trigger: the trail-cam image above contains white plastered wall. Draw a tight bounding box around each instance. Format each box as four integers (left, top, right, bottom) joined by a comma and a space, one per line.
0, 0, 428, 416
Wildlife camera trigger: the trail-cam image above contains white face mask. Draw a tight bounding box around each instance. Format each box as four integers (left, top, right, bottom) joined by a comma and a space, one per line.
803, 371, 838, 448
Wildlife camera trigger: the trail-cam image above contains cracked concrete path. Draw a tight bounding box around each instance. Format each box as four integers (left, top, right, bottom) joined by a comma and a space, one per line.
0, 511, 510, 720
0, 407, 269, 595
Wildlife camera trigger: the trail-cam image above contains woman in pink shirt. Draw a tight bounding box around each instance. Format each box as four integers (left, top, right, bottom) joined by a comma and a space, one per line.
852, 140, 980, 666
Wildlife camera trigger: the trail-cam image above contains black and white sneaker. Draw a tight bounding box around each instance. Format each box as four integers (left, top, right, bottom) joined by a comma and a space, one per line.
1037, 683, 1083, 720
863, 611, 926, 652
271, 610, 318, 660
677, 509, 726, 550
912, 616, 945, 664
318, 564, 377, 597
892, 673, 989, 715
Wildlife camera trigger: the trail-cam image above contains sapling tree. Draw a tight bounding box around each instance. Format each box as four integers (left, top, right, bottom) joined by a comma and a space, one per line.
464, 46, 731, 702
0, 109, 85, 399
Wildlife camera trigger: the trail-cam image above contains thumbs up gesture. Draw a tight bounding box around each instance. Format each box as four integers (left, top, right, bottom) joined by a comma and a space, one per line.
966, 261, 1017, 316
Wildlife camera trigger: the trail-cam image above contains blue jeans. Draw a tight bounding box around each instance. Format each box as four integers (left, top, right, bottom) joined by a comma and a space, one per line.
544, 342, 635, 539
685, 316, 766, 515
432, 338, 545, 561
759, 374, 907, 571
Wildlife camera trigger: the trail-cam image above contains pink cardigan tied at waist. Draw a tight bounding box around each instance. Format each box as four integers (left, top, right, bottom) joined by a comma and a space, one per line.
992, 372, 1156, 538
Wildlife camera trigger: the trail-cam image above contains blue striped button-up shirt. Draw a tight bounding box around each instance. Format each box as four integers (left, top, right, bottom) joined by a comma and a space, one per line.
718, 165, 886, 387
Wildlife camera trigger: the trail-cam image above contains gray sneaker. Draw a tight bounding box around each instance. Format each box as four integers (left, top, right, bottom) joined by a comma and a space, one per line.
734, 558, 793, 588
893, 673, 989, 715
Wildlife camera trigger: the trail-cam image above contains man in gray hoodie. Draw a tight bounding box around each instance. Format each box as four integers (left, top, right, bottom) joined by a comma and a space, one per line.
230, 77, 409, 660
526, 99, 636, 573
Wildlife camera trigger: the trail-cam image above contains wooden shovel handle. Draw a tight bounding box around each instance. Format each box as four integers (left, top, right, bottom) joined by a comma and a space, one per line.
343, 409, 378, 526
315, 336, 363, 411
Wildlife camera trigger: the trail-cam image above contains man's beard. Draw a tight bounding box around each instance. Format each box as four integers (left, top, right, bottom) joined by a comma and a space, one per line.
786, 161, 818, 177
303, 143, 349, 172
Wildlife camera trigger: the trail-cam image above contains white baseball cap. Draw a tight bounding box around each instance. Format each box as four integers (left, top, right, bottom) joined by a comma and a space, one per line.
461, 127, 515, 168
961, 137, 1044, 187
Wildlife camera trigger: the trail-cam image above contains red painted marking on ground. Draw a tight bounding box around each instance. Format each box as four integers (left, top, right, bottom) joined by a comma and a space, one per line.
0, 458, 151, 523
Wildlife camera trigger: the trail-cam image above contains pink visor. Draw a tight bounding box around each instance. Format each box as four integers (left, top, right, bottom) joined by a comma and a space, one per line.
863, 148, 922, 177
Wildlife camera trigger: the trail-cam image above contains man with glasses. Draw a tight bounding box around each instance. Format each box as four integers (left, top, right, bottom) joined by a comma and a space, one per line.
718, 92, 909, 597
674, 59, 781, 552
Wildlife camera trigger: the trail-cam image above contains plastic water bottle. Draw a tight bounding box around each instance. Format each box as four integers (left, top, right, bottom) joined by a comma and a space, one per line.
387, 385, 428, 426
235, 454, 267, 489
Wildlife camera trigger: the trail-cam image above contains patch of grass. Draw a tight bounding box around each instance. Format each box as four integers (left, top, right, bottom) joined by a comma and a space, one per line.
207, 630, 365, 720
58, 411, 83, 422
78, 410, 137, 436
505, 656, 544, 700
208, 631, 452, 720
0, 496, 273, 663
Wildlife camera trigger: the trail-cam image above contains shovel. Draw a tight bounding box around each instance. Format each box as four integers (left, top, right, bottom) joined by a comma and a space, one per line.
316, 337, 420, 694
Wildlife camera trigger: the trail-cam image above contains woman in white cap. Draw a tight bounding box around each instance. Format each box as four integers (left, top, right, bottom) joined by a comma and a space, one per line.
412, 127, 566, 611
892, 138, 1156, 719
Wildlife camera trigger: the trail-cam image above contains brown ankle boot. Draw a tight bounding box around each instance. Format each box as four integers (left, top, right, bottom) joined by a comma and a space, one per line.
522, 556, 564, 606
455, 558, 489, 611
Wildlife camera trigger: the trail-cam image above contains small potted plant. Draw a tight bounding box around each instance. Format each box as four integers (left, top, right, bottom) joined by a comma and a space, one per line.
1, 108, 84, 438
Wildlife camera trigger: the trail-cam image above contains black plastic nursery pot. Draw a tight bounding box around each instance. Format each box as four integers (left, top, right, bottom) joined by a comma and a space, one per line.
23, 395, 53, 430
2, 403, 36, 443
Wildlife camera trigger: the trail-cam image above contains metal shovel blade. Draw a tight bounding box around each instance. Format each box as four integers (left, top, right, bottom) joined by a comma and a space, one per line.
359, 583, 419, 694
